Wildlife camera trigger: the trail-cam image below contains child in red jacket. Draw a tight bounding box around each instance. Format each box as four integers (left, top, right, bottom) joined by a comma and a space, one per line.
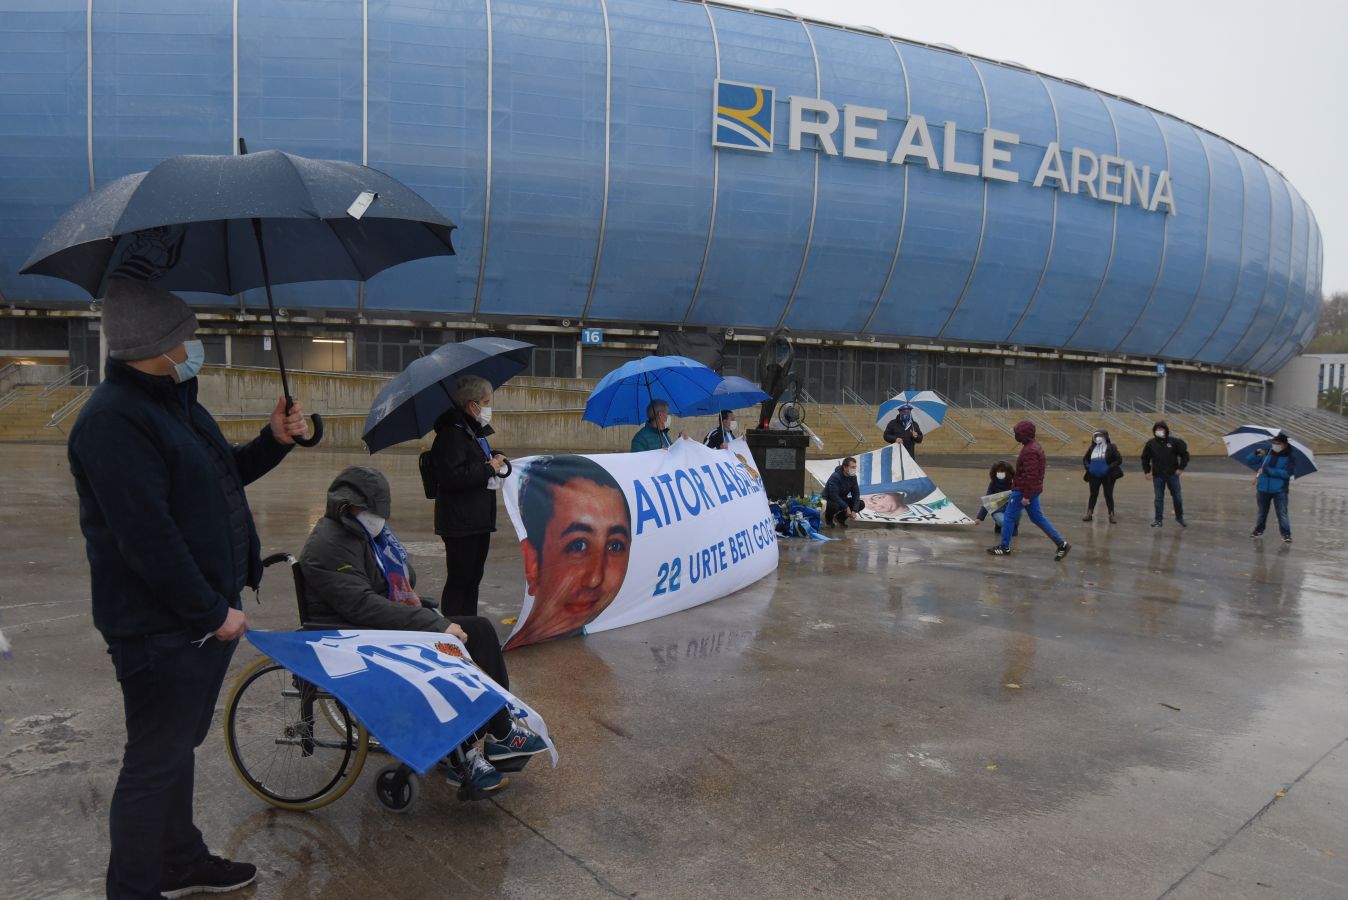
988, 420, 1071, 560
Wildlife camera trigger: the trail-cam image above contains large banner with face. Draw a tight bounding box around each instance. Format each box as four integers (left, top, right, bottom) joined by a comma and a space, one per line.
807, 444, 973, 525
500, 437, 778, 650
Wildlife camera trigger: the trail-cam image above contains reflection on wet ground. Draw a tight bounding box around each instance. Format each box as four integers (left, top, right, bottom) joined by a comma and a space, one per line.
2, 444, 1346, 898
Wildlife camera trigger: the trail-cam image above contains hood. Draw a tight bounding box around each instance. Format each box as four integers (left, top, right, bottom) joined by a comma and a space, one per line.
1152, 420, 1170, 434
325, 466, 392, 521
1093, 429, 1111, 444
1013, 420, 1036, 444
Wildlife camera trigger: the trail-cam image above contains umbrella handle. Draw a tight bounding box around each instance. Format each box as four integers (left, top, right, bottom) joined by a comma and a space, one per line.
293, 412, 324, 448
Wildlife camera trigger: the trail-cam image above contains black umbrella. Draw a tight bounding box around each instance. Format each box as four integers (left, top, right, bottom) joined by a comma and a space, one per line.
362, 337, 534, 453
21, 139, 457, 447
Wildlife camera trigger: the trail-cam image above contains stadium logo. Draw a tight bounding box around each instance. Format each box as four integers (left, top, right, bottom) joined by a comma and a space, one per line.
713, 80, 774, 152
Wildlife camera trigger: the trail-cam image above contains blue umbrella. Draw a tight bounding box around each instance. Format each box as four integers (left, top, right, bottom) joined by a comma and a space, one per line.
876, 390, 947, 433
583, 356, 724, 427
363, 337, 533, 453
680, 375, 771, 417
1222, 425, 1317, 479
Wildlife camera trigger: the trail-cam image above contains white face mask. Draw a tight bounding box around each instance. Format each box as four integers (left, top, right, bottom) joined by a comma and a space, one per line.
726, 419, 736, 434
1154, 430, 1167, 439
1094, 435, 1104, 445
995, 471, 1008, 480
355, 510, 386, 536
1272, 443, 1287, 453
473, 403, 492, 427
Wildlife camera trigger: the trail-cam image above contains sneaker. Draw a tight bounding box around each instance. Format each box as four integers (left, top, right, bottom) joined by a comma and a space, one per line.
1082, 512, 1093, 522
1250, 531, 1263, 538
1282, 534, 1292, 544
1177, 518, 1187, 528
1150, 520, 1162, 528
485, 722, 550, 762
1054, 542, 1072, 561
446, 747, 507, 794
162, 854, 257, 898
1108, 512, 1117, 524
986, 546, 1012, 556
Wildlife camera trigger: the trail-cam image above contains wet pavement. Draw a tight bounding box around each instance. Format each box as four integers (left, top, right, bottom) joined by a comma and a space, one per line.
2, 441, 1346, 899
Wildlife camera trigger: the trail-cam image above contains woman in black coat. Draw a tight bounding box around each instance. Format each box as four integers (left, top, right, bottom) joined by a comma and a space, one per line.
431, 374, 510, 616
1081, 429, 1124, 523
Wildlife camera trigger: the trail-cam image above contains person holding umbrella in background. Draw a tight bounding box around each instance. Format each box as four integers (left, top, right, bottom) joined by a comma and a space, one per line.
1081, 429, 1123, 523
704, 409, 737, 449
631, 399, 684, 451
68, 279, 308, 899
1250, 432, 1297, 542
431, 374, 509, 617
883, 403, 924, 457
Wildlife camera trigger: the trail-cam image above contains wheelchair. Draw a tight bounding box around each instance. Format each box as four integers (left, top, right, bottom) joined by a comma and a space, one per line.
222, 553, 531, 814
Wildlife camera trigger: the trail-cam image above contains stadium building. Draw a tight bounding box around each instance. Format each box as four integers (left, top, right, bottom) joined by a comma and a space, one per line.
0, 0, 1324, 416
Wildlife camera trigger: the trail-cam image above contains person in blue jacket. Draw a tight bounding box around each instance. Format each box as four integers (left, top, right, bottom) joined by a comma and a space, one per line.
1251, 433, 1296, 543
823, 456, 863, 526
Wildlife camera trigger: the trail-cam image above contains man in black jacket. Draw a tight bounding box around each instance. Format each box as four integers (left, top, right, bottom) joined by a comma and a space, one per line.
68, 278, 307, 899
430, 374, 508, 616
883, 403, 923, 457
704, 409, 737, 449
1141, 420, 1190, 527
300, 466, 548, 794
823, 456, 863, 526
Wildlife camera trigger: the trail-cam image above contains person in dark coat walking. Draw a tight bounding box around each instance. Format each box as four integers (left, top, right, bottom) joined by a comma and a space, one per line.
67, 278, 307, 899
1080, 429, 1124, 523
988, 420, 1071, 559
883, 403, 923, 457
1141, 420, 1189, 527
301, 466, 549, 794
823, 456, 863, 526
1250, 432, 1296, 542
430, 374, 508, 617
704, 409, 737, 449
974, 460, 1017, 534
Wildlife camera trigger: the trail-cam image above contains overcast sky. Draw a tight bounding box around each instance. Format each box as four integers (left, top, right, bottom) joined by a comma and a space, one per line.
783, 0, 1344, 297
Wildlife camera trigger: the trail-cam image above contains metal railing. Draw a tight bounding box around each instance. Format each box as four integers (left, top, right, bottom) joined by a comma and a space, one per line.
1289, 405, 1348, 440
0, 362, 19, 394
926, 390, 977, 446
37, 365, 89, 399
1004, 391, 1038, 410
841, 386, 871, 411
0, 387, 27, 413
1044, 394, 1102, 434
45, 388, 92, 434
963, 390, 1017, 438
1228, 401, 1348, 444
1075, 395, 1149, 439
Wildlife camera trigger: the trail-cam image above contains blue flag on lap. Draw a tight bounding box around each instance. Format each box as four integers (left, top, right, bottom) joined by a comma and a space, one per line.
246, 629, 557, 774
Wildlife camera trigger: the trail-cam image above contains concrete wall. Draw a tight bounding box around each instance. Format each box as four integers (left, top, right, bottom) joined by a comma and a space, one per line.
1269, 356, 1324, 407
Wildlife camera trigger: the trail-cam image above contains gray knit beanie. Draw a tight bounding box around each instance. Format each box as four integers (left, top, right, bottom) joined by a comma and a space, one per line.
102, 278, 199, 361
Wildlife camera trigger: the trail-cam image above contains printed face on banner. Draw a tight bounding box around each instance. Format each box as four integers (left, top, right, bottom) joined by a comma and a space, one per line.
502, 439, 779, 650
806, 443, 973, 526
512, 459, 633, 649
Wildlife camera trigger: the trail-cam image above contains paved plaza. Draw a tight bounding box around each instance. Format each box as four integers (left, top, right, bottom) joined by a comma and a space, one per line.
2, 443, 1345, 899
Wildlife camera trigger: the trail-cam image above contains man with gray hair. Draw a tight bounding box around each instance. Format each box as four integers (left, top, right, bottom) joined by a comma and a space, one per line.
67, 278, 308, 898
430, 373, 509, 616
631, 399, 684, 451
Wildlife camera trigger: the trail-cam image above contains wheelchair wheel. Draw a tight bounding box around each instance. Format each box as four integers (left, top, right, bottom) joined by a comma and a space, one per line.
373, 764, 419, 813
223, 657, 369, 811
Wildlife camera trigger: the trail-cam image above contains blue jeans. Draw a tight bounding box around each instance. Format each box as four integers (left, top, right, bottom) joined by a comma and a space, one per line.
1152, 473, 1184, 522
1000, 491, 1064, 549
1254, 490, 1290, 537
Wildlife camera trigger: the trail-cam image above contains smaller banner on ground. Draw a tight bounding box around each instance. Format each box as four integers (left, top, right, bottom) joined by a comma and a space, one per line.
246, 630, 557, 774
501, 437, 779, 650
806, 444, 973, 525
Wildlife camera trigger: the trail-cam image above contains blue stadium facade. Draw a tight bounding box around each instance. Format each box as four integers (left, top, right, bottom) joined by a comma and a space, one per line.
0, 0, 1323, 385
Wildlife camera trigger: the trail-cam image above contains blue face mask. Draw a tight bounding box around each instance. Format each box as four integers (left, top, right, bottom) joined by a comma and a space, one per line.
165, 339, 205, 383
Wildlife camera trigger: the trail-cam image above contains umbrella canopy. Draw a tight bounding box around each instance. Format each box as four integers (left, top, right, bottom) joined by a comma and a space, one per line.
680, 375, 771, 417
583, 355, 724, 427
363, 337, 533, 453
1222, 425, 1317, 479
876, 390, 947, 433
20, 149, 456, 297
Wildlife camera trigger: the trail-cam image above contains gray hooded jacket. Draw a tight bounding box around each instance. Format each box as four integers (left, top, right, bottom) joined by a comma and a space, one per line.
300, 466, 450, 631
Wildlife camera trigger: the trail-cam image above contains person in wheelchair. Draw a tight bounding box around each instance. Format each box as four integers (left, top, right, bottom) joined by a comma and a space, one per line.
299, 466, 548, 795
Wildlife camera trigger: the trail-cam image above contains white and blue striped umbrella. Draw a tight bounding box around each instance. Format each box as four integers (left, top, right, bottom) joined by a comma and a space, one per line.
876, 390, 947, 433
1222, 425, 1317, 479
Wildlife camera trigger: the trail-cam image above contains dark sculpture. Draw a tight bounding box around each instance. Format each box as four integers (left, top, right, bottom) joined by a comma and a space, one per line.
755, 328, 796, 429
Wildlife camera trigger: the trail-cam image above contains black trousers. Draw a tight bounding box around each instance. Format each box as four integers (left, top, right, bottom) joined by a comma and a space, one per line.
1086, 476, 1116, 513
824, 501, 857, 523
105, 631, 236, 899
447, 615, 512, 738
441, 532, 491, 618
